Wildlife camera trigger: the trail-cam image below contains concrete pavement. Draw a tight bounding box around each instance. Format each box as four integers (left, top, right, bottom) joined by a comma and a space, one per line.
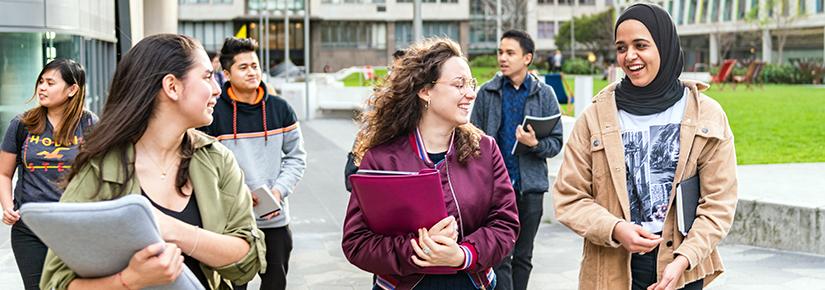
0, 117, 823, 289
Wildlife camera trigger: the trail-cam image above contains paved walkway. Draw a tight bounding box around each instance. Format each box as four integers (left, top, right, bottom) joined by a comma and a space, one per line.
1, 118, 823, 289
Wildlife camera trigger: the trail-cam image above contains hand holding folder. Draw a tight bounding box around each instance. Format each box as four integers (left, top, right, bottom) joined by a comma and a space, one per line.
349, 168, 449, 236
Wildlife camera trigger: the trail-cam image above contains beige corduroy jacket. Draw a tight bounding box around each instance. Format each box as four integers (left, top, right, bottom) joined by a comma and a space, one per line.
553, 80, 738, 289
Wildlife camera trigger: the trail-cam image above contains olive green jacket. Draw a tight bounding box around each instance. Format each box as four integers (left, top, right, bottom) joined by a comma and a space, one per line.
40, 129, 266, 290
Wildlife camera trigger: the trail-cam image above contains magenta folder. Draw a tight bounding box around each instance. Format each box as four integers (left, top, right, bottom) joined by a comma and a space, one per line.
349, 168, 449, 236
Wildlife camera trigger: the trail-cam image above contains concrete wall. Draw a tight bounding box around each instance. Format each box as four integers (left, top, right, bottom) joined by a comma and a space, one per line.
179, 0, 245, 21
312, 0, 470, 21
0, 0, 116, 42
727, 199, 825, 255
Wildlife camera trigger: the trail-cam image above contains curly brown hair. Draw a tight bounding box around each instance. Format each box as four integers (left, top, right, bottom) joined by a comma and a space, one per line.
353, 38, 482, 165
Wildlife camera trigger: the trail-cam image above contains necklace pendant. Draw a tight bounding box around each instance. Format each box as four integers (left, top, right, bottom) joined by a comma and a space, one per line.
160, 172, 167, 179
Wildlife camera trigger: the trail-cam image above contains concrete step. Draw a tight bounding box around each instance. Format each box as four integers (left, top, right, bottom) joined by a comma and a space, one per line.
724, 163, 825, 255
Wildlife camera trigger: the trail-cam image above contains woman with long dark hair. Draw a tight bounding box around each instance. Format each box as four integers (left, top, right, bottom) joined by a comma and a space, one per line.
0, 58, 96, 290
553, 3, 737, 290
343, 38, 519, 290
40, 34, 265, 290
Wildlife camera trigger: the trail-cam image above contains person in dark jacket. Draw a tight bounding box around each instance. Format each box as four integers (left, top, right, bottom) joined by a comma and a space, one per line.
470, 30, 564, 290
343, 37, 519, 290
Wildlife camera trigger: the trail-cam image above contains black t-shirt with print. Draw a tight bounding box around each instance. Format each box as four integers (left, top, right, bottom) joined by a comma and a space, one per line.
0, 113, 97, 207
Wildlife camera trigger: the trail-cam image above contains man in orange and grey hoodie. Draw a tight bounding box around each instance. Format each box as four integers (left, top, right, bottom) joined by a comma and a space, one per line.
199, 37, 306, 290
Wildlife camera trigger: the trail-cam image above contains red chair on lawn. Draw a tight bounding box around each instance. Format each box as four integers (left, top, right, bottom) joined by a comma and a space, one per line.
712, 59, 736, 90
732, 61, 764, 91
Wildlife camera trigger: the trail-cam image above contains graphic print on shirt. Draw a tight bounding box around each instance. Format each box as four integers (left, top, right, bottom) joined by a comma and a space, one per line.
622, 123, 680, 234
25, 134, 82, 172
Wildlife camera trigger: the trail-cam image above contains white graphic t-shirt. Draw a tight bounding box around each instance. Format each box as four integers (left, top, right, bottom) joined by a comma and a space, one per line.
618, 88, 688, 234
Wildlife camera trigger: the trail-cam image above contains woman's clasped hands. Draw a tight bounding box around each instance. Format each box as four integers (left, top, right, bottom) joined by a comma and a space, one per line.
409, 215, 465, 268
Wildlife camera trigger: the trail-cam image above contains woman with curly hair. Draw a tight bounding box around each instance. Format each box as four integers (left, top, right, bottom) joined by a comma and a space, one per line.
342, 38, 519, 290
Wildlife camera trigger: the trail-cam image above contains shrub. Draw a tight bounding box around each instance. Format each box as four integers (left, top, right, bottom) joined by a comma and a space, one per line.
760, 63, 811, 84
470, 55, 498, 68
562, 58, 597, 75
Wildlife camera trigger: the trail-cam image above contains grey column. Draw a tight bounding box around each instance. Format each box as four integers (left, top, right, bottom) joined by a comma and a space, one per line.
709, 32, 719, 65
143, 0, 177, 36
762, 29, 772, 63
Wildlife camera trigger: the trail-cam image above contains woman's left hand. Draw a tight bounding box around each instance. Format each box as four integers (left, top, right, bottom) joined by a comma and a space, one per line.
647, 255, 690, 290
410, 228, 464, 268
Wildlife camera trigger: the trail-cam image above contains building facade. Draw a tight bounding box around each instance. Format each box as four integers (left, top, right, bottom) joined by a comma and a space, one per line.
0, 0, 117, 137
179, 0, 825, 72
0, 0, 180, 137
179, 0, 470, 72
618, 0, 825, 67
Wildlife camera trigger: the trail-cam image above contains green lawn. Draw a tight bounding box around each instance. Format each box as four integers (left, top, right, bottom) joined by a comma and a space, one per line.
705, 84, 825, 165
342, 68, 388, 87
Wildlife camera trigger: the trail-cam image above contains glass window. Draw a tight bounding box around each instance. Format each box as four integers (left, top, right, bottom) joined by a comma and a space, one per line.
180, 21, 241, 52
710, 0, 719, 21
557, 0, 573, 5
578, 0, 594, 5
687, 0, 697, 24
321, 22, 387, 49
818, 0, 824, 13
0, 33, 43, 137
396, 22, 413, 48
397, 0, 413, 2
395, 22, 459, 48
723, 0, 732, 21
213, 0, 233, 3
737, 0, 747, 19
537, 21, 555, 39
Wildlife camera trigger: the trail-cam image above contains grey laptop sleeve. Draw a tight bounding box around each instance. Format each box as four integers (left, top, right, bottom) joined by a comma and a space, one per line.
20, 194, 205, 290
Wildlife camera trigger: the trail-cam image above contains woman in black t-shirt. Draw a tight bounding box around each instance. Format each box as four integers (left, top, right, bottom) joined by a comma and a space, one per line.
0, 58, 97, 290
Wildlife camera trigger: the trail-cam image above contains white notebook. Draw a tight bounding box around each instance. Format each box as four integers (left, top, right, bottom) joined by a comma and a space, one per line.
20, 194, 205, 290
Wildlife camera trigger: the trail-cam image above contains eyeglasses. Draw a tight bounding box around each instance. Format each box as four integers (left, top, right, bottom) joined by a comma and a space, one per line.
432, 77, 478, 94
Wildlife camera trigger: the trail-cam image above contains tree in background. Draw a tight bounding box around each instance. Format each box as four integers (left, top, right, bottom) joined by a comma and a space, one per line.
555, 7, 615, 61
747, 0, 804, 64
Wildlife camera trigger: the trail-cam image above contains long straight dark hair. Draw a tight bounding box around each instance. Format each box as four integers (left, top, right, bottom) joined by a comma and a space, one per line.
22, 58, 87, 146
68, 34, 201, 197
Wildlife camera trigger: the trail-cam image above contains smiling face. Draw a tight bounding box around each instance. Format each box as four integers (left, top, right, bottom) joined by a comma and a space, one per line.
35, 69, 76, 109
615, 19, 661, 87
179, 49, 221, 128
423, 56, 477, 127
